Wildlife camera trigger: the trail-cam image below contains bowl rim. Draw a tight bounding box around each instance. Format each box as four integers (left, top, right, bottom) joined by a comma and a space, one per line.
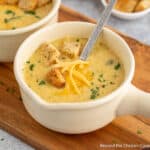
0, 0, 61, 36
14, 21, 135, 110
101, 0, 150, 17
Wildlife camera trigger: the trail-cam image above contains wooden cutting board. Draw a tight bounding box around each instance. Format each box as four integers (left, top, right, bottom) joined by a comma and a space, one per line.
0, 5, 150, 150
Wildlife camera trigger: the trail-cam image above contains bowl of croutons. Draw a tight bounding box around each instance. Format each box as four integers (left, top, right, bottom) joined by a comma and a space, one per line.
0, 0, 61, 62
101, 0, 150, 20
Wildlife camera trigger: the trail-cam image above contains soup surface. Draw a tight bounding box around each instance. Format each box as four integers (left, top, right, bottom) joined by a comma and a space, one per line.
24, 37, 125, 103
0, 3, 52, 30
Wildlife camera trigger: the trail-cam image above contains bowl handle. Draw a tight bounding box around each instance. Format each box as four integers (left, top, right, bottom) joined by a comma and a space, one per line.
117, 84, 150, 118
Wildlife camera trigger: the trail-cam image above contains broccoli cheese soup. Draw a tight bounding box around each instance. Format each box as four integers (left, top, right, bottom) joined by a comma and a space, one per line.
24, 37, 125, 103
0, 2, 52, 30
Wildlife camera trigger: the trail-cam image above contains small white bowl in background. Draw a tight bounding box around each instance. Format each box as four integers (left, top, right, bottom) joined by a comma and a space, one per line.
101, 0, 150, 20
0, 0, 61, 62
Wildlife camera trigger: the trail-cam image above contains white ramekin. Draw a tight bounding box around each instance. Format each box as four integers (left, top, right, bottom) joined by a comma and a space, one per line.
14, 22, 150, 134
0, 0, 61, 62
101, 0, 150, 20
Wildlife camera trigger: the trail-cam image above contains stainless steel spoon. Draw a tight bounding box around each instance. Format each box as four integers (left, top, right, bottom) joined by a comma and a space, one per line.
80, 0, 116, 61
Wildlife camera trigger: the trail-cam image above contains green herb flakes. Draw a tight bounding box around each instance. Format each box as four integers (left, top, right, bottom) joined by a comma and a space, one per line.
35, 15, 41, 19
26, 61, 30, 64
24, 10, 36, 15
114, 63, 121, 70
29, 64, 35, 71
99, 74, 103, 78
12, 27, 16, 30
24, 11, 40, 19
90, 87, 99, 100
5, 10, 15, 16
4, 16, 21, 23
98, 74, 105, 82
38, 80, 46, 85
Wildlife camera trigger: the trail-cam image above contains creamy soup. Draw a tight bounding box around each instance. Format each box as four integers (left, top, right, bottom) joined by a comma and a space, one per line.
0, 3, 52, 30
24, 37, 125, 103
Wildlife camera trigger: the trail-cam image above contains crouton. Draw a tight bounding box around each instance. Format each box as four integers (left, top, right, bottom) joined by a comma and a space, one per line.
0, 0, 6, 4
38, 0, 51, 7
18, 0, 38, 11
61, 41, 81, 58
40, 43, 60, 66
135, 0, 150, 12
6, 0, 18, 4
47, 68, 66, 88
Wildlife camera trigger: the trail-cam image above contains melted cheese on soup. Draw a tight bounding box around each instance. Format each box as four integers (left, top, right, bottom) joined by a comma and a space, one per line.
24, 37, 125, 103
0, 3, 52, 30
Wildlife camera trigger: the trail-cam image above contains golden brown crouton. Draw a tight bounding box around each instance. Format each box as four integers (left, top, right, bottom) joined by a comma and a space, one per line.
6, 0, 18, 4
0, 0, 6, 4
18, 0, 38, 11
47, 68, 66, 88
40, 43, 60, 66
135, 0, 150, 12
38, 0, 51, 7
61, 41, 81, 58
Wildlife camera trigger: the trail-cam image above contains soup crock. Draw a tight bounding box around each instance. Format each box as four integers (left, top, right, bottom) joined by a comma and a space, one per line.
0, 0, 61, 62
14, 22, 150, 134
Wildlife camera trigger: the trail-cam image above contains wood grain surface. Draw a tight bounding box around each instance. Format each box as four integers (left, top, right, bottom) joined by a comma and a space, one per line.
0, 4, 150, 150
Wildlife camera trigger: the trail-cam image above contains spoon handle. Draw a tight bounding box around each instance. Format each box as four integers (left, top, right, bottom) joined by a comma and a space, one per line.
80, 0, 116, 61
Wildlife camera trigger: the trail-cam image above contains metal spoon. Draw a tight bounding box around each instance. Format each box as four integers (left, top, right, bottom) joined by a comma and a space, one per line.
80, 0, 116, 61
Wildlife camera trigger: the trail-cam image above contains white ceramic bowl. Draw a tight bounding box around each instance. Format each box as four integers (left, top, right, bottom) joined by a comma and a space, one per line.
101, 0, 150, 20
0, 0, 61, 62
14, 22, 150, 134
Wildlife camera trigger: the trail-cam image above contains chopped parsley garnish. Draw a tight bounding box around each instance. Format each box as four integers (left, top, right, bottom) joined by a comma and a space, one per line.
24, 10, 36, 15
26, 61, 30, 64
29, 64, 35, 71
90, 87, 99, 99
24, 10, 40, 19
106, 59, 114, 65
99, 74, 103, 78
98, 74, 105, 82
137, 130, 142, 135
5, 10, 15, 16
12, 27, 16, 30
4, 16, 21, 23
114, 63, 121, 70
35, 15, 41, 19
38, 80, 46, 85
